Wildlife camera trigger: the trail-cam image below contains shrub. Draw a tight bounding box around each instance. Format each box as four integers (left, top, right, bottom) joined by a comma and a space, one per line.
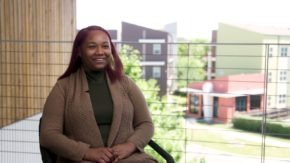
232, 114, 290, 139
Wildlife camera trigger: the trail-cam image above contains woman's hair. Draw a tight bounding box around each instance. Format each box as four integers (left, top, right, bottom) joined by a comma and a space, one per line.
58, 26, 124, 82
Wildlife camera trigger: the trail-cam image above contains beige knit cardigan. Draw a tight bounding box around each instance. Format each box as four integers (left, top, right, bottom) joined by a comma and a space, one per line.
40, 67, 156, 163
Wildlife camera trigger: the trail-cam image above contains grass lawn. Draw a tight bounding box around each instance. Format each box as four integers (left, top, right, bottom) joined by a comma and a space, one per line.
186, 121, 290, 158
161, 95, 290, 161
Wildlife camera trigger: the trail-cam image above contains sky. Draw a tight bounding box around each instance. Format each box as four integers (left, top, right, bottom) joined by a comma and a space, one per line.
76, 0, 290, 40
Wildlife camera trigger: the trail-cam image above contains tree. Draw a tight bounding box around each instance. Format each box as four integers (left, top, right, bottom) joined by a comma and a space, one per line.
119, 45, 162, 111
119, 45, 142, 80
119, 45, 185, 162
176, 39, 208, 89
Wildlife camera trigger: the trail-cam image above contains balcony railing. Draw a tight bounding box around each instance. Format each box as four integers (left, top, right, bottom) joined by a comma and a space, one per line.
1, 40, 290, 163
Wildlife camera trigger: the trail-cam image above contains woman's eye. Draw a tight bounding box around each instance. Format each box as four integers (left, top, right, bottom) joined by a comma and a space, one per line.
88, 45, 96, 49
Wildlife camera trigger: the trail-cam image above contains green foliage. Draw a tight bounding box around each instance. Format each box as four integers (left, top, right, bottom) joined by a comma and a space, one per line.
193, 157, 206, 163
178, 39, 209, 58
177, 56, 206, 88
135, 79, 162, 111
267, 123, 290, 138
119, 45, 162, 111
232, 114, 290, 139
149, 95, 186, 162
176, 39, 208, 89
119, 45, 142, 80
232, 116, 261, 132
119, 44, 185, 162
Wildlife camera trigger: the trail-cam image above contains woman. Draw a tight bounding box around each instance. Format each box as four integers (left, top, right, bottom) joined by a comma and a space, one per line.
40, 26, 156, 163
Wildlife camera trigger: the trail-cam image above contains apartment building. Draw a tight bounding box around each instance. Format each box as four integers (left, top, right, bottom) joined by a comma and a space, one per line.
216, 23, 290, 109
187, 23, 290, 121
121, 22, 170, 95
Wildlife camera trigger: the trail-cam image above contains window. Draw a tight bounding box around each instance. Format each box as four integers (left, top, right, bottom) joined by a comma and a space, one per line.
250, 95, 260, 110
141, 68, 146, 78
278, 94, 286, 104
152, 67, 161, 78
190, 95, 199, 114
236, 97, 247, 111
279, 70, 287, 81
280, 47, 288, 57
267, 96, 271, 106
268, 72, 272, 83
153, 44, 161, 55
191, 95, 199, 105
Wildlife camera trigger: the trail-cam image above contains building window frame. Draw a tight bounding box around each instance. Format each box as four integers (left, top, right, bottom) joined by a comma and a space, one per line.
268, 72, 272, 83
152, 66, 161, 78
278, 94, 286, 104
267, 96, 271, 107
280, 47, 288, 57
279, 70, 287, 81
236, 96, 247, 111
250, 95, 260, 110
153, 44, 161, 55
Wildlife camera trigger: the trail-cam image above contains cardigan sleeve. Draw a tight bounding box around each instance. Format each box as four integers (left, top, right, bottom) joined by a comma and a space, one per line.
40, 81, 90, 161
124, 77, 154, 151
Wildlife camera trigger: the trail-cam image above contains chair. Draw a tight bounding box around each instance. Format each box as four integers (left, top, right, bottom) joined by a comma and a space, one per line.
148, 139, 175, 163
39, 118, 174, 163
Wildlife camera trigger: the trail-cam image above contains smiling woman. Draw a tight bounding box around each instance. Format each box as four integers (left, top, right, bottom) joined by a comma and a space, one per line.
39, 25, 157, 163
80, 30, 113, 71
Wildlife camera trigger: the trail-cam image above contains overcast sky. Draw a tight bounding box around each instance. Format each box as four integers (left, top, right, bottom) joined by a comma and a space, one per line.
77, 0, 290, 40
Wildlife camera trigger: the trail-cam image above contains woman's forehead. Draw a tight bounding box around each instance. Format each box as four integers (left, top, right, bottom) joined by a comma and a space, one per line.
85, 30, 110, 43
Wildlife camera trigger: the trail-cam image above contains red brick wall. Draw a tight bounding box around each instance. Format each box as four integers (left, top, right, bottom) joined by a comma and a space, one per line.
218, 97, 235, 122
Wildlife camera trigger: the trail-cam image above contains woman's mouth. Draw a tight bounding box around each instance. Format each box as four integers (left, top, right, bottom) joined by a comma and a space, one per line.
93, 58, 105, 63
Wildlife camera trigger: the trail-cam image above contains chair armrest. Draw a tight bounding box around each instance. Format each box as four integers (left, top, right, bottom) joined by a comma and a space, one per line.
148, 139, 175, 163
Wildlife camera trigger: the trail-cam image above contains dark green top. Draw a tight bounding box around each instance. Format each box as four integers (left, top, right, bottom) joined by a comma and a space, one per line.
85, 70, 113, 146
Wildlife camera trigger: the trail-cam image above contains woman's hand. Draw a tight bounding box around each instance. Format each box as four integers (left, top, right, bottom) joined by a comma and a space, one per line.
83, 147, 115, 163
111, 142, 137, 162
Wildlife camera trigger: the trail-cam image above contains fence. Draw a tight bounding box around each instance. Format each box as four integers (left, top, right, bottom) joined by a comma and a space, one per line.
0, 41, 290, 163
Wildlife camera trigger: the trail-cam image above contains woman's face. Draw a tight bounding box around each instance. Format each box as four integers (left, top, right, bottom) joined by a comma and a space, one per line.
80, 30, 112, 71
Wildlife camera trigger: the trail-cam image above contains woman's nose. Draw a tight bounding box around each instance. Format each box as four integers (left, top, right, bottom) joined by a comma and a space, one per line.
95, 47, 104, 55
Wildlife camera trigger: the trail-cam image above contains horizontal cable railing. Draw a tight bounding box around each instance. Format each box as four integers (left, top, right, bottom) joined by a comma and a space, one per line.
1, 41, 290, 163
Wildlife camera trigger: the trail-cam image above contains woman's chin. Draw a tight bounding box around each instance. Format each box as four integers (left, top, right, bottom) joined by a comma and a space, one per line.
92, 64, 107, 70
